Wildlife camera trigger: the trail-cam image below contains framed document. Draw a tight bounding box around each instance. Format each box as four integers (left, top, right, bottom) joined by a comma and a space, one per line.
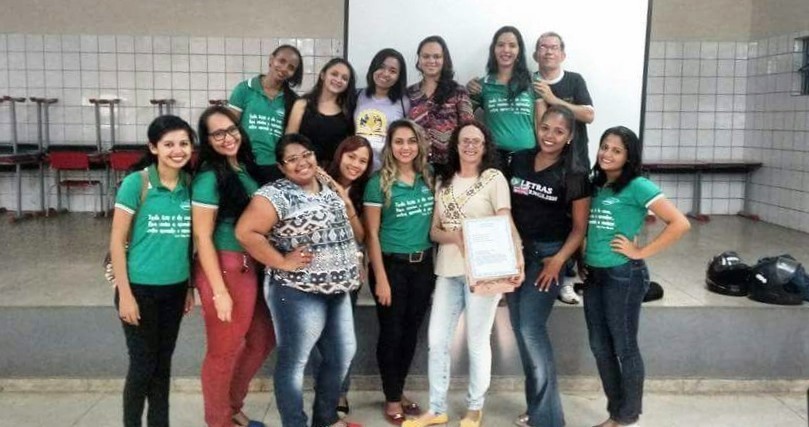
463, 216, 521, 294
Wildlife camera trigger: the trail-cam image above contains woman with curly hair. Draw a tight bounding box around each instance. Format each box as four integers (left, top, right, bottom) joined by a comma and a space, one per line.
363, 119, 435, 424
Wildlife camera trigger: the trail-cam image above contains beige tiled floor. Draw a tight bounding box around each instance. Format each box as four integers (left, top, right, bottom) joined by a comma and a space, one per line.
0, 390, 805, 426
1, 214, 808, 308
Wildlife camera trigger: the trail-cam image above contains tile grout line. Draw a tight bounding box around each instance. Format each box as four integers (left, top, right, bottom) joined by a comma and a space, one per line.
69, 392, 106, 427
773, 393, 808, 421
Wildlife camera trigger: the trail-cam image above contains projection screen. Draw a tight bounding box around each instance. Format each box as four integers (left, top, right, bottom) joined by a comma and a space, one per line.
346, 0, 652, 163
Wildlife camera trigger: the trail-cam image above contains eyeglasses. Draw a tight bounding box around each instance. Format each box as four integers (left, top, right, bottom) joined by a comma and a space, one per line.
210, 126, 240, 141
281, 150, 314, 166
460, 140, 483, 147
538, 44, 562, 53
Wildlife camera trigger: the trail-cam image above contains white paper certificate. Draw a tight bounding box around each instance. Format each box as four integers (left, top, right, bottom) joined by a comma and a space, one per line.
463, 216, 519, 280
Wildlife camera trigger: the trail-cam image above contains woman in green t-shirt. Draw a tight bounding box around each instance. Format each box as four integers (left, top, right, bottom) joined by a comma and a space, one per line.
109, 115, 195, 427
363, 119, 435, 424
228, 44, 303, 184
583, 127, 690, 427
467, 26, 539, 168
192, 105, 274, 427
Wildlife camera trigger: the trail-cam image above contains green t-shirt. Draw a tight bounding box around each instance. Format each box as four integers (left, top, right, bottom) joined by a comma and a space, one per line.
363, 172, 434, 253
191, 166, 259, 252
228, 75, 288, 166
473, 75, 537, 152
585, 177, 663, 268
114, 165, 192, 285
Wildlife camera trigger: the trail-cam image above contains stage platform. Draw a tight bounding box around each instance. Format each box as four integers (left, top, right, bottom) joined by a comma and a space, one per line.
1, 215, 807, 391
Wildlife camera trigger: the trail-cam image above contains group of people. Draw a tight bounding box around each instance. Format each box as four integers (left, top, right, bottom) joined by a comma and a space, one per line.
108, 26, 691, 427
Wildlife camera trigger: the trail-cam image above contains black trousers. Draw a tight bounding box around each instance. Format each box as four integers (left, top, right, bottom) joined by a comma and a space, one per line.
371, 254, 435, 402
116, 282, 187, 427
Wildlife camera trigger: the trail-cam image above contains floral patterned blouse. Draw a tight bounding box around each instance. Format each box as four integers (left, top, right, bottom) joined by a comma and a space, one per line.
406, 81, 475, 165
255, 178, 361, 294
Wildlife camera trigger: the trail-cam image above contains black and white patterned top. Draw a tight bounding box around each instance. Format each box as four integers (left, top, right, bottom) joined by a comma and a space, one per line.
256, 178, 361, 294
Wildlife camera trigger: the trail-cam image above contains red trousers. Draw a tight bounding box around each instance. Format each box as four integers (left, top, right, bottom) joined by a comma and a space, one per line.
194, 251, 275, 427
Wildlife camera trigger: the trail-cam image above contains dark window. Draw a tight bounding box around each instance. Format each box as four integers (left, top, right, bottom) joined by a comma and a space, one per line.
801, 37, 809, 95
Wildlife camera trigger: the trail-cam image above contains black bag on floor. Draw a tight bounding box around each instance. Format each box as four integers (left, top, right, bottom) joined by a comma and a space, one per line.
747, 254, 804, 305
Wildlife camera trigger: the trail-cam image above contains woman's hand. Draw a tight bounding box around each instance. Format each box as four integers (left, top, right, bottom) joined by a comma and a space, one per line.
466, 78, 482, 95
509, 261, 525, 286
212, 291, 232, 322
317, 167, 356, 212
536, 255, 565, 292
184, 288, 195, 315
281, 245, 314, 271
375, 278, 392, 306
611, 234, 643, 260
118, 293, 140, 326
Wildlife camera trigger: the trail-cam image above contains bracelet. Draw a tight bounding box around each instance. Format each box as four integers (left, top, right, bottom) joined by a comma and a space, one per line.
348, 212, 358, 220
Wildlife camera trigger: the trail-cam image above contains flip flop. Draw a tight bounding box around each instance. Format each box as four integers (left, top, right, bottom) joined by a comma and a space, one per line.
384, 411, 406, 425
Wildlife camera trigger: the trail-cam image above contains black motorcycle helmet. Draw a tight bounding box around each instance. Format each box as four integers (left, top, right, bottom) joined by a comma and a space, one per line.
706, 251, 751, 296
747, 255, 804, 305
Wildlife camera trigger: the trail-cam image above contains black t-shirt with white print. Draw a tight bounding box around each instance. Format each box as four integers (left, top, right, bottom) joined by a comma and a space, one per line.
509, 149, 591, 242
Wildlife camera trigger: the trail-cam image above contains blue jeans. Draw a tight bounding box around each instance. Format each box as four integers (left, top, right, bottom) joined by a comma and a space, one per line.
583, 260, 650, 425
506, 240, 565, 427
265, 281, 356, 427
427, 275, 501, 414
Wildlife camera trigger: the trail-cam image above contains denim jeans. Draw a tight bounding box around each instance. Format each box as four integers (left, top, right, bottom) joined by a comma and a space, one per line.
583, 259, 650, 425
115, 282, 187, 427
427, 275, 501, 414
313, 288, 359, 397
265, 280, 356, 427
506, 240, 565, 427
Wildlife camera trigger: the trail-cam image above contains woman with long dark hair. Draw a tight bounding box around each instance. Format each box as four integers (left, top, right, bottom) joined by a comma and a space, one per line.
109, 115, 196, 427
467, 26, 539, 168
229, 44, 303, 184
584, 127, 689, 427
287, 58, 357, 166
407, 36, 474, 172
319, 135, 374, 418
508, 105, 591, 427
192, 106, 274, 427
355, 49, 409, 172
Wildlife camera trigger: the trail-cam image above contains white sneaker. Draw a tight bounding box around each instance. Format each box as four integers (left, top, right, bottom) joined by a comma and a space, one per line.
558, 284, 580, 304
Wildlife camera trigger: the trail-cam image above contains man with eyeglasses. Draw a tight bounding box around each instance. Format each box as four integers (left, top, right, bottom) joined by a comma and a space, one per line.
532, 32, 595, 171
532, 32, 595, 307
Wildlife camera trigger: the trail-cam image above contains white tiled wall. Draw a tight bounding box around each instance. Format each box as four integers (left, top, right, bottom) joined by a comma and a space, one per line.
645, 35, 809, 232
2, 32, 808, 233
0, 33, 342, 212
644, 40, 749, 215
743, 31, 809, 232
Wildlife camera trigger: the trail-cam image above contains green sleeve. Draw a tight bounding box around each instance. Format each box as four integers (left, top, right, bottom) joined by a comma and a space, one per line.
191, 170, 219, 208
114, 171, 144, 214
363, 173, 383, 206
632, 177, 664, 208
228, 80, 248, 112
